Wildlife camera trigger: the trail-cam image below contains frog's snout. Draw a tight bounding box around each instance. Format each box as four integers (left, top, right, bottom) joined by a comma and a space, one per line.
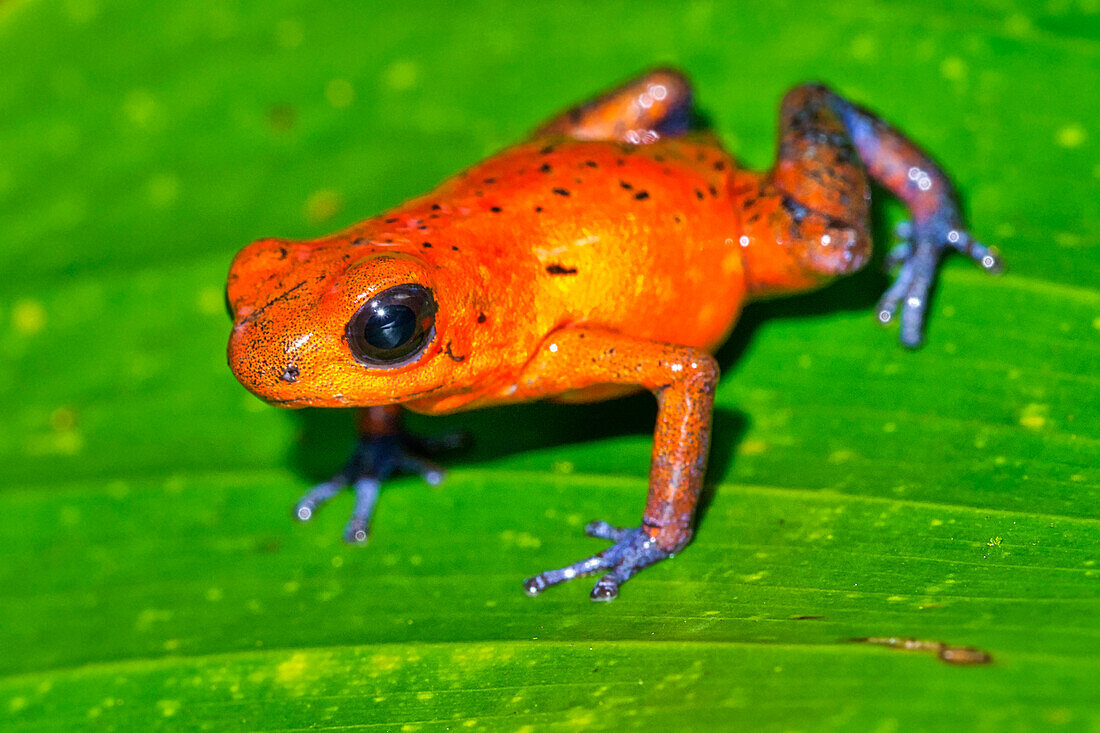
227, 324, 314, 407
225, 238, 301, 320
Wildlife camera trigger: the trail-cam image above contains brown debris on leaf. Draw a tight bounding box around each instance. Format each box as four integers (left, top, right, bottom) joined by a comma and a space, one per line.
850, 636, 993, 666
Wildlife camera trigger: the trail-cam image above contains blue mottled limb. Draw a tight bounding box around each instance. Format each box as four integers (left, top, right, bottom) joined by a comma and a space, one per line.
778, 83, 1004, 348
293, 406, 456, 545
523, 523, 673, 602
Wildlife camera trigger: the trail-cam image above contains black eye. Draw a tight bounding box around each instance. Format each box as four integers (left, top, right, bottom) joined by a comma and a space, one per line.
346, 284, 437, 367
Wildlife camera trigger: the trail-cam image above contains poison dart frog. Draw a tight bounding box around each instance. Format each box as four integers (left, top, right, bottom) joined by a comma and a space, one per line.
226, 69, 1002, 601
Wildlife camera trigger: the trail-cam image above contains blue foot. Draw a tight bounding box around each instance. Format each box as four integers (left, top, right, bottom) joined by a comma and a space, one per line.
293, 432, 459, 544
878, 219, 1003, 348
523, 521, 673, 602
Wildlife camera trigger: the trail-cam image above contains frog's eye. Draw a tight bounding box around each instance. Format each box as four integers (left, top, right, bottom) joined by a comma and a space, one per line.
346, 284, 437, 368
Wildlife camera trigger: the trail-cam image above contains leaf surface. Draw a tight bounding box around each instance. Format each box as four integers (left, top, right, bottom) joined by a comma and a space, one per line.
0, 0, 1096, 730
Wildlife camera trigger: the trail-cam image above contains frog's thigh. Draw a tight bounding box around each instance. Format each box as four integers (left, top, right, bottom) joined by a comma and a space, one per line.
516, 327, 718, 551
533, 68, 693, 143
768, 85, 873, 276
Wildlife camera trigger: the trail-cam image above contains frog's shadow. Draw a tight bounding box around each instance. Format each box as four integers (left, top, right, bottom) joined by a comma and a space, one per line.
289, 219, 889, 526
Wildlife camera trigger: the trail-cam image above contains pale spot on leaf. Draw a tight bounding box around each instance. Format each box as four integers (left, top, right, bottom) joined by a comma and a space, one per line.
156, 699, 180, 717
275, 19, 303, 49
384, 60, 419, 91
940, 56, 967, 82
12, 300, 46, 334
1055, 124, 1086, 149
305, 189, 343, 223
325, 79, 355, 108
1019, 403, 1048, 430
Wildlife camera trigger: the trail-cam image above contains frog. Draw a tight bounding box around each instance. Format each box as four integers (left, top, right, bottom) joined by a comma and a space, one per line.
226, 69, 1002, 601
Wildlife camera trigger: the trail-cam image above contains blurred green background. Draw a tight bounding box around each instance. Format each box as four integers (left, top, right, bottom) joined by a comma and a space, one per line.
1, 0, 1097, 730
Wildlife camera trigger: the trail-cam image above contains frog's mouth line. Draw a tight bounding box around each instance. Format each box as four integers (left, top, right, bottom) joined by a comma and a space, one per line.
262, 397, 309, 409
261, 391, 364, 409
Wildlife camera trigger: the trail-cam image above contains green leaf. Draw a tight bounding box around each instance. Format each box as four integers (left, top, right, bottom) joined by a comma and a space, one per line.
1, 0, 1096, 730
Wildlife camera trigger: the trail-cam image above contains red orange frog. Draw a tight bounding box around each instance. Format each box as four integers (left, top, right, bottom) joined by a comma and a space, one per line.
226, 69, 1002, 601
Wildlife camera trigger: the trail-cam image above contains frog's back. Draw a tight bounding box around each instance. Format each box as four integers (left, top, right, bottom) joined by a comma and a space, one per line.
418, 135, 753, 353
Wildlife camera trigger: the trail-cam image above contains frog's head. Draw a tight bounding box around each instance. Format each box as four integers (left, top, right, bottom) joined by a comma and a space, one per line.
226, 238, 479, 408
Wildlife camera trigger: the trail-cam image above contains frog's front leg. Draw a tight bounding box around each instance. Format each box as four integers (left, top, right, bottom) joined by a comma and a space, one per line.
293, 405, 452, 544
516, 328, 719, 601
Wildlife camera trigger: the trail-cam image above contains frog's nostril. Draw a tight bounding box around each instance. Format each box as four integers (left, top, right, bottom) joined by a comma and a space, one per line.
279, 364, 300, 383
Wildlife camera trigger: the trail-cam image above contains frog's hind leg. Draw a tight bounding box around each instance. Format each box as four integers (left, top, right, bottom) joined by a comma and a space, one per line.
771, 84, 1003, 347
766, 87, 875, 286
533, 68, 693, 144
